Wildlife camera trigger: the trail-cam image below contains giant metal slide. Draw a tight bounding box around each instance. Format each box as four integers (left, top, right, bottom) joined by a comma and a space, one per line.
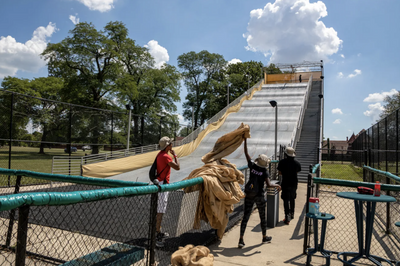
108, 80, 312, 184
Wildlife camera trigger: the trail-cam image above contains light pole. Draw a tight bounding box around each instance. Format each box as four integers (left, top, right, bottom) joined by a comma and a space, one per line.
269, 100, 278, 160
227, 83, 230, 106
125, 105, 132, 150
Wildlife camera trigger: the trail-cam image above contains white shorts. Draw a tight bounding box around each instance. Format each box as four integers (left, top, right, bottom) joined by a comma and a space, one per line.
157, 181, 169, 213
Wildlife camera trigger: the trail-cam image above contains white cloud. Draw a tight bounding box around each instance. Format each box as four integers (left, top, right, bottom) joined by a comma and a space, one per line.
0, 22, 57, 78
363, 89, 398, 103
340, 54, 345, 58
69, 14, 80, 25
348, 69, 361, 78
364, 102, 384, 121
144, 40, 169, 69
333, 119, 341, 124
244, 0, 342, 62
76, 0, 114, 12
332, 108, 343, 115
337, 72, 343, 78
228, 58, 242, 65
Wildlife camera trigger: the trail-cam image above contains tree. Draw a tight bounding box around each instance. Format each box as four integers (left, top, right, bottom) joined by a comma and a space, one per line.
178, 50, 226, 128
264, 63, 282, 74
379, 92, 400, 120
41, 21, 130, 153
1, 76, 67, 153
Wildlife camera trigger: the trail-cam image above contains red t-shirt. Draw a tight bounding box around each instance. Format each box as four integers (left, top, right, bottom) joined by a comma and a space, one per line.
156, 150, 173, 184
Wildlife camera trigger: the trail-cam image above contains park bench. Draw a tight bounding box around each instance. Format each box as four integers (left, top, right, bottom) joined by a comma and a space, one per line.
60, 243, 144, 266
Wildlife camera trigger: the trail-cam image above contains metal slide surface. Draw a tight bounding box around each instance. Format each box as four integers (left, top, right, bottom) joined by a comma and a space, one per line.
110, 83, 308, 183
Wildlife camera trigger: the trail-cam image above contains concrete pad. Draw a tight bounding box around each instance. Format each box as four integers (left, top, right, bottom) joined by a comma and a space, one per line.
208, 183, 345, 266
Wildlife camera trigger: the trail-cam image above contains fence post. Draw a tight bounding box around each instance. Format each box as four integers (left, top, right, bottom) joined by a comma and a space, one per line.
8, 93, 14, 186
15, 205, 30, 266
6, 175, 22, 247
303, 173, 312, 254
149, 188, 159, 266
364, 150, 368, 182
369, 149, 374, 182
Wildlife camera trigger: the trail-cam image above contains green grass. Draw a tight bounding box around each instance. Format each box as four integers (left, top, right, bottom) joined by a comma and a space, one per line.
321, 161, 363, 181
0, 146, 92, 173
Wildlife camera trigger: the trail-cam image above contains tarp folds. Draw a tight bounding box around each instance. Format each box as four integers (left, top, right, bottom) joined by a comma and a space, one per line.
184, 123, 248, 239
171, 245, 214, 266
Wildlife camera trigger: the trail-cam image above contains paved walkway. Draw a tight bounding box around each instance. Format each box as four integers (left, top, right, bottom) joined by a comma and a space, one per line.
208, 183, 345, 266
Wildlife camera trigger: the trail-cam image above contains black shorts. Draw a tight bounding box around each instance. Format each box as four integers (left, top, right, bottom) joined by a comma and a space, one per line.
281, 187, 297, 200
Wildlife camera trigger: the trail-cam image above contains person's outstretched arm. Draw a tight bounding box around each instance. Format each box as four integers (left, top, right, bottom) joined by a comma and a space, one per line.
168, 149, 180, 170
243, 136, 251, 162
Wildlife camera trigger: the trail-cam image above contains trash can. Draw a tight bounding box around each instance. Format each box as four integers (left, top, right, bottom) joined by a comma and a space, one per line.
266, 180, 280, 228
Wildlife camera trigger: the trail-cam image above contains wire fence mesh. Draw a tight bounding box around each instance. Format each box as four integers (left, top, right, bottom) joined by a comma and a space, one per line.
0, 165, 257, 266
304, 168, 400, 264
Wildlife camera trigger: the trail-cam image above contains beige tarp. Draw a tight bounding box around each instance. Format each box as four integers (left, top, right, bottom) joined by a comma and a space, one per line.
171, 245, 214, 266
183, 123, 248, 239
82, 82, 263, 178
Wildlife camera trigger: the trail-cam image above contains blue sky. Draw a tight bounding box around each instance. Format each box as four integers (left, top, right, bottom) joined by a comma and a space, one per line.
1, 0, 399, 140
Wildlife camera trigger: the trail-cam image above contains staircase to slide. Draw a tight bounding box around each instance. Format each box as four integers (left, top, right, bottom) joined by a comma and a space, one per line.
294, 81, 323, 183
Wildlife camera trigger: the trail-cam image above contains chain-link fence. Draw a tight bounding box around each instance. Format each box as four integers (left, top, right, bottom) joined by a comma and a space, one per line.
0, 164, 264, 266
304, 165, 400, 264
0, 90, 182, 174
352, 108, 400, 175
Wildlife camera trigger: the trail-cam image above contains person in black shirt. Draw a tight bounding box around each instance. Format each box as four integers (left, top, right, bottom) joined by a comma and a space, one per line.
277, 147, 301, 225
238, 137, 281, 248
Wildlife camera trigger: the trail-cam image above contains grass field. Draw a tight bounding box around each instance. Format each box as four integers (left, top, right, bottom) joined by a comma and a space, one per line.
0, 146, 91, 174
321, 161, 363, 181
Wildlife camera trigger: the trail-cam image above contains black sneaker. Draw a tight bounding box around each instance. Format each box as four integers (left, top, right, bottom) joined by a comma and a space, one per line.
157, 232, 169, 239
262, 236, 272, 243
283, 219, 290, 225
238, 239, 245, 248
156, 233, 165, 248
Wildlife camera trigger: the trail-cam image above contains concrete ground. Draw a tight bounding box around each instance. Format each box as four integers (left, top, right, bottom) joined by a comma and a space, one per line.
208, 183, 346, 266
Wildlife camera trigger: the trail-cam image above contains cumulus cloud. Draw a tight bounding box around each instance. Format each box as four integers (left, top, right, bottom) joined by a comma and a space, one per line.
364, 103, 384, 121
333, 119, 341, 124
244, 0, 342, 62
76, 0, 114, 12
363, 89, 398, 103
337, 72, 343, 78
332, 108, 343, 115
340, 54, 345, 58
144, 40, 169, 69
348, 69, 361, 78
69, 14, 80, 25
228, 58, 242, 65
0, 22, 57, 78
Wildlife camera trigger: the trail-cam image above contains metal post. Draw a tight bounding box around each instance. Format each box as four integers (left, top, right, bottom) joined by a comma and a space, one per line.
303, 173, 312, 254
227, 84, 230, 106
192, 106, 194, 132
274, 105, 278, 160
397, 110, 399, 175
110, 112, 114, 153
149, 190, 159, 266
16, 205, 30, 266
68, 104, 72, 175
8, 93, 14, 186
6, 175, 22, 247
364, 150, 368, 182
141, 116, 144, 145
127, 109, 131, 150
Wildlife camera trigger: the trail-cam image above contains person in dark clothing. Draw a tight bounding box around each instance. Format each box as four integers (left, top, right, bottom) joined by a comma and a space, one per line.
299, 74, 302, 83
277, 147, 301, 225
238, 137, 281, 248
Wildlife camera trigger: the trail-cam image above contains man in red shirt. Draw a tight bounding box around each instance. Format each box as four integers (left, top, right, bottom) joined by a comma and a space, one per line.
156, 136, 180, 247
